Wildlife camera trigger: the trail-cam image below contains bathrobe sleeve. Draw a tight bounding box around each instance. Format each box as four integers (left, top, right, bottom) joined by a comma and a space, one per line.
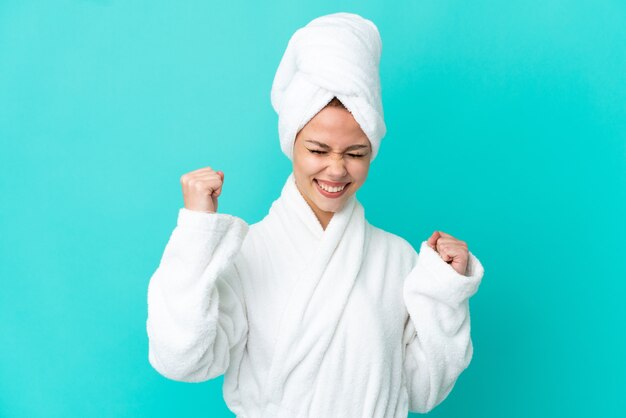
402, 241, 484, 413
146, 208, 249, 383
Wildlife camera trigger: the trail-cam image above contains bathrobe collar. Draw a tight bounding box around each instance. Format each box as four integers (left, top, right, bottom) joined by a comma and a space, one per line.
262, 172, 369, 415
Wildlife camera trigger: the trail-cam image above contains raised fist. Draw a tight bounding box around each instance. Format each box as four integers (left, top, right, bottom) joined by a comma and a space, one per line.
426, 230, 469, 276
180, 167, 225, 213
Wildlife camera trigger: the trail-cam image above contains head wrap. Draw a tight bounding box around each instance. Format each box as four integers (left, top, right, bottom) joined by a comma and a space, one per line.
270, 12, 386, 161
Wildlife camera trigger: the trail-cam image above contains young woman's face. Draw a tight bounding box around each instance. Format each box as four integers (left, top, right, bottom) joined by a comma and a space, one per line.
292, 105, 372, 225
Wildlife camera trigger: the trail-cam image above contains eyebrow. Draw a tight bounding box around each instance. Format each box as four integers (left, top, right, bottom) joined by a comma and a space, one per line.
304, 140, 369, 152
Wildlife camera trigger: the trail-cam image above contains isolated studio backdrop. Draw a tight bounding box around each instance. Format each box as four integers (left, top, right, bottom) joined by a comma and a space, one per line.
1, 1, 624, 417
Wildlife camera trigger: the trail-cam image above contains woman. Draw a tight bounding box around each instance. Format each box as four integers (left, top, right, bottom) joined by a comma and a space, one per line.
147, 12, 484, 417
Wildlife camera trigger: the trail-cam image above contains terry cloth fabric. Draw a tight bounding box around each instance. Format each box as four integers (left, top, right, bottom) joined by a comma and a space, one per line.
270, 12, 386, 161
146, 173, 485, 417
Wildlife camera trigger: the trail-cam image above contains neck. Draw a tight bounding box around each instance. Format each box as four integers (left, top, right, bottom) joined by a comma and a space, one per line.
294, 179, 334, 230
302, 194, 333, 230
312, 207, 333, 230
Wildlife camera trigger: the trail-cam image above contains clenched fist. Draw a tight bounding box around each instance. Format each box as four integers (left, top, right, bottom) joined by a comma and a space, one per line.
427, 230, 470, 276
180, 167, 225, 213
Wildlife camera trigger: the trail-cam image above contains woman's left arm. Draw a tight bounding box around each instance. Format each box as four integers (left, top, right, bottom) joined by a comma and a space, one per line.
402, 234, 484, 413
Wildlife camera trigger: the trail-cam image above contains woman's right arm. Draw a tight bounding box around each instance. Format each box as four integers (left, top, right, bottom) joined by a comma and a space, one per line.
146, 208, 249, 382
146, 167, 249, 382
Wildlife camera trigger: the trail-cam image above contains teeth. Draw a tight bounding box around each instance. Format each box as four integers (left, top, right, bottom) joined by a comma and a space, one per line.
317, 181, 346, 193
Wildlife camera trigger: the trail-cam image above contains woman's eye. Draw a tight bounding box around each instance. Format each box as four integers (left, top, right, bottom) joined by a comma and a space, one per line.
307, 149, 365, 158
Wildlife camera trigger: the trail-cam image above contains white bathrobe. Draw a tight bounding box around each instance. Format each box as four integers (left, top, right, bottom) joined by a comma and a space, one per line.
147, 173, 484, 417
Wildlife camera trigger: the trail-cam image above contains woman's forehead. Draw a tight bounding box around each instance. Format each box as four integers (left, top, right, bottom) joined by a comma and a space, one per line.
301, 107, 369, 147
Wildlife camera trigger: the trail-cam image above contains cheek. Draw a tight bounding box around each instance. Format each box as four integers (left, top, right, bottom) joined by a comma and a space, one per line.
301, 158, 324, 176
351, 162, 370, 183
294, 155, 321, 180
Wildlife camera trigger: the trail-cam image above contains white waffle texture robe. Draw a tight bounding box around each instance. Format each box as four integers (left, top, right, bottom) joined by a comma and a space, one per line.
147, 172, 485, 417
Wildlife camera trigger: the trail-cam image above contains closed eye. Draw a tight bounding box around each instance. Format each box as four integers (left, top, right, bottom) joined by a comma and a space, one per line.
307, 149, 367, 158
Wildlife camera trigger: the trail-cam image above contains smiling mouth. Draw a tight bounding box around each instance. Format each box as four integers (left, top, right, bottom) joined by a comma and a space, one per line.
314, 179, 351, 196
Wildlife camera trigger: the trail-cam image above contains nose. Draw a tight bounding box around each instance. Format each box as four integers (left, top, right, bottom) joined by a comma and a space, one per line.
327, 153, 348, 178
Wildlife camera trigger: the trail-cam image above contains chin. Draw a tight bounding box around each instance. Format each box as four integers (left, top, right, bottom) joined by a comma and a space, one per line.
316, 202, 341, 213
314, 194, 351, 213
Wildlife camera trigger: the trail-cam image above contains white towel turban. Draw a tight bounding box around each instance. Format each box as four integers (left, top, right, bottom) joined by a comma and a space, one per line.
270, 12, 386, 161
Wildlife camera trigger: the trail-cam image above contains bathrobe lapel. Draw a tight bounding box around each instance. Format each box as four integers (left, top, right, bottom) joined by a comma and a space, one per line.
263, 173, 367, 415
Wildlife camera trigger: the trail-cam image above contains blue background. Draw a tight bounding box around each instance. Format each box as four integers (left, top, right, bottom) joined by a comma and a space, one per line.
1, 1, 625, 417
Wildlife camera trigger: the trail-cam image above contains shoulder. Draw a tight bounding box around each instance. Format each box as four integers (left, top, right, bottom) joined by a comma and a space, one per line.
235, 219, 278, 270
238, 220, 266, 256
367, 221, 418, 265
